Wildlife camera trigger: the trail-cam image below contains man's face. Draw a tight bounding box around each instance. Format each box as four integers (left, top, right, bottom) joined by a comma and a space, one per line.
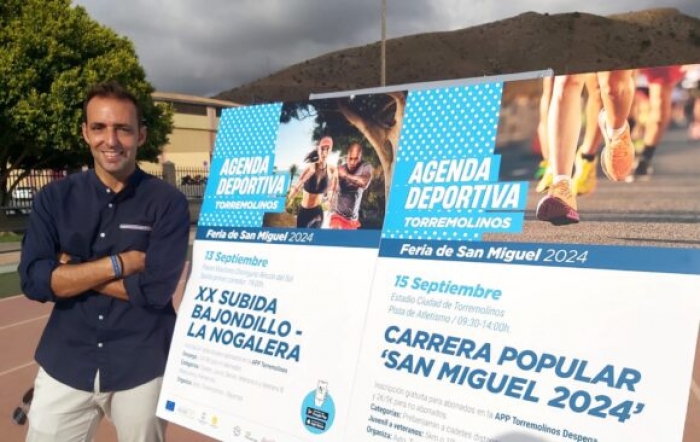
82, 96, 145, 182
346, 146, 362, 172
317, 137, 333, 161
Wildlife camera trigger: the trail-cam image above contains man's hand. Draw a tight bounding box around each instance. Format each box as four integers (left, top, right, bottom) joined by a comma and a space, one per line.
118, 250, 145, 277
57, 252, 71, 265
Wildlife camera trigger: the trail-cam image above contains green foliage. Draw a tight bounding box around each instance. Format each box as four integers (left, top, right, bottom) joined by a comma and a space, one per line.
289, 163, 299, 183
0, 231, 22, 243
0, 0, 172, 193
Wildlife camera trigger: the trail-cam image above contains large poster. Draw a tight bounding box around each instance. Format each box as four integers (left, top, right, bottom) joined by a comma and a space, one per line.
158, 93, 406, 441
158, 63, 700, 441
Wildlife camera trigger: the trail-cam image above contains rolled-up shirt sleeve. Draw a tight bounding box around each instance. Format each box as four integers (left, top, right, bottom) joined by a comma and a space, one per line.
19, 189, 60, 303
123, 192, 190, 309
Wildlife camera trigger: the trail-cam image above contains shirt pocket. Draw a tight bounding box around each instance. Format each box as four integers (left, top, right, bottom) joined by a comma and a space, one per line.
119, 223, 152, 251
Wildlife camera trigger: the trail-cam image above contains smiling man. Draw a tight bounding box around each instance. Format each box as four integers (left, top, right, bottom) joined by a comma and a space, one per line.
19, 81, 190, 442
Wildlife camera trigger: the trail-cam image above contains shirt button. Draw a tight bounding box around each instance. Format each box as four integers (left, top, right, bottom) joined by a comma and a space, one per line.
99, 232, 105, 238
108, 203, 113, 208
98, 315, 104, 321
98, 343, 104, 348
106, 189, 111, 193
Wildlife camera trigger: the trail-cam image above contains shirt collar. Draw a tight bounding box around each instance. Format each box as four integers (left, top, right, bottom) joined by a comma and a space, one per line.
88, 167, 146, 199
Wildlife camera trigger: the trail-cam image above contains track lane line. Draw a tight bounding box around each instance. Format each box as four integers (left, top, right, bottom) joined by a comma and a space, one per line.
0, 315, 50, 333
0, 361, 35, 378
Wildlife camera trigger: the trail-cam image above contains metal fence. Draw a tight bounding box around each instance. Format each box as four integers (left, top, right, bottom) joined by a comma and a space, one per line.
141, 165, 209, 198
2, 169, 67, 215
6, 169, 67, 191
2, 166, 210, 217
175, 166, 208, 199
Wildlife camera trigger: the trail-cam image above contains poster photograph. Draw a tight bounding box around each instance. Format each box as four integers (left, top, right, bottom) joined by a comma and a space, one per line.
158, 62, 700, 442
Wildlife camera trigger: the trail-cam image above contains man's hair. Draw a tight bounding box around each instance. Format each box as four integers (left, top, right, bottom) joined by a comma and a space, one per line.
82, 81, 143, 124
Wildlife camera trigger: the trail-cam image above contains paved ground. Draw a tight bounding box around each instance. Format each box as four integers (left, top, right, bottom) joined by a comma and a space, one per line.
0, 243, 21, 268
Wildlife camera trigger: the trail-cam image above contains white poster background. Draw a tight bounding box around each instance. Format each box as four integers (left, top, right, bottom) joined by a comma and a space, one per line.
346, 258, 700, 441
158, 240, 378, 441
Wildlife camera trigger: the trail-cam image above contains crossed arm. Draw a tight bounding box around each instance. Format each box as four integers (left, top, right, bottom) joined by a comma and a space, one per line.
20, 190, 189, 308
51, 250, 145, 301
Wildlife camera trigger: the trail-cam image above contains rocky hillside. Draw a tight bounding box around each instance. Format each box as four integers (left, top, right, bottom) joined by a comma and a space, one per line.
215, 8, 700, 104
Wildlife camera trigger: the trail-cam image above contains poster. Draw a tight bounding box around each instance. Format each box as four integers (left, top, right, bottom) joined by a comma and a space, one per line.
157, 93, 405, 441
159, 63, 700, 441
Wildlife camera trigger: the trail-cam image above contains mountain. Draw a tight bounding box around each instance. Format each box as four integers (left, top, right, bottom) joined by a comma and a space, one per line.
215, 8, 700, 104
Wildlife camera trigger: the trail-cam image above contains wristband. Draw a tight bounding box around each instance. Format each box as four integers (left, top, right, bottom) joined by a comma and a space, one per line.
110, 255, 123, 278
116, 254, 124, 274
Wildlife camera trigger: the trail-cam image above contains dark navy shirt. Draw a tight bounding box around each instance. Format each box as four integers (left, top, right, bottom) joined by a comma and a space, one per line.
19, 168, 190, 392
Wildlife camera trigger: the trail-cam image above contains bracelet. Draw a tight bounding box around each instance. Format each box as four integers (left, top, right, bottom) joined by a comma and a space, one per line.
110, 255, 123, 278
116, 254, 124, 274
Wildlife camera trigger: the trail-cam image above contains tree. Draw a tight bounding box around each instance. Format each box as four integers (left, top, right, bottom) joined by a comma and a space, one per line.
0, 0, 173, 203
289, 163, 299, 183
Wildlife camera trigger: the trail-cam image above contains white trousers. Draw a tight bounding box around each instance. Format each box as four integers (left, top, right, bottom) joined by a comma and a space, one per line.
26, 367, 166, 442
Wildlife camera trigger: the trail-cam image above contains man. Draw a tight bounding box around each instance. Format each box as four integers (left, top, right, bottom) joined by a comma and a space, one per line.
329, 143, 372, 229
19, 81, 190, 442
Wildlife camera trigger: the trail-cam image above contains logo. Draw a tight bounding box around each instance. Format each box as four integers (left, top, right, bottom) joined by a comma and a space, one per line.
165, 400, 176, 412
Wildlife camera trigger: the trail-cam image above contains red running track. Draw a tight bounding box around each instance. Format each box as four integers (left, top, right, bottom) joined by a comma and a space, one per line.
0, 264, 218, 442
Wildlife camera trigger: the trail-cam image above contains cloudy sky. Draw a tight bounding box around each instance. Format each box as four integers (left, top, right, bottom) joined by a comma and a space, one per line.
73, 0, 700, 97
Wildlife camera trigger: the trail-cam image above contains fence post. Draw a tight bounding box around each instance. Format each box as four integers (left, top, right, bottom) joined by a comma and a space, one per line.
162, 161, 176, 186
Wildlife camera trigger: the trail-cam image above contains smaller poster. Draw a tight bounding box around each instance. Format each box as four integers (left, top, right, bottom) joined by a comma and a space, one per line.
157, 93, 405, 441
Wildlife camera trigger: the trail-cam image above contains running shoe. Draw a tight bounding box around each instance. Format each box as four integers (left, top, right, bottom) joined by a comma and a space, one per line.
536, 180, 579, 225
572, 150, 598, 196
598, 110, 634, 181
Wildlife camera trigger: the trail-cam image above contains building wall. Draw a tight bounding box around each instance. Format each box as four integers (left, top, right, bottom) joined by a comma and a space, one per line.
145, 92, 238, 170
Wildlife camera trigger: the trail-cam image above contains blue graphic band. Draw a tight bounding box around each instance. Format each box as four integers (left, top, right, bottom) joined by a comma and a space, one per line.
380, 239, 700, 275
